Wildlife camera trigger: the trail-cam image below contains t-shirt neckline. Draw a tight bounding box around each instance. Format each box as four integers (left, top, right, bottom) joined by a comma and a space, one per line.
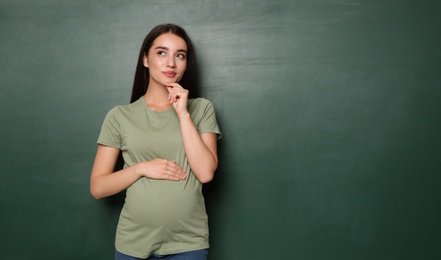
138, 96, 175, 115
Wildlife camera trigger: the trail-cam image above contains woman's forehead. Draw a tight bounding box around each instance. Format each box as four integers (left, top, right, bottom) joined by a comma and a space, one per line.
151, 33, 187, 50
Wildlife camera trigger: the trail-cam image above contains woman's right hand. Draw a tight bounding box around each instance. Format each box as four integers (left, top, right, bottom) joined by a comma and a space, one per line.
91, 145, 187, 199
136, 159, 187, 181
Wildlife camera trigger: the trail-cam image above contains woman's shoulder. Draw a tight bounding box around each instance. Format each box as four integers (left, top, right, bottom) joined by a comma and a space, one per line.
105, 99, 143, 117
188, 97, 217, 120
188, 97, 213, 109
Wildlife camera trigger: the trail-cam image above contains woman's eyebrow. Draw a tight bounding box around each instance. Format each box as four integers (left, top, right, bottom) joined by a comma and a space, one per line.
154, 46, 187, 53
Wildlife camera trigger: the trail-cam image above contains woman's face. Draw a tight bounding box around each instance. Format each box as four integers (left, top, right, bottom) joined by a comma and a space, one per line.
144, 32, 188, 87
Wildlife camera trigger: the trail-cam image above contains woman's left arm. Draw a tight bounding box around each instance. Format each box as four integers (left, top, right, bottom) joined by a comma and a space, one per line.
167, 83, 218, 183
178, 114, 218, 183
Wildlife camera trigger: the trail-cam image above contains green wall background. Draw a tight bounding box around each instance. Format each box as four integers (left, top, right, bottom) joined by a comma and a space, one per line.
1, 0, 440, 259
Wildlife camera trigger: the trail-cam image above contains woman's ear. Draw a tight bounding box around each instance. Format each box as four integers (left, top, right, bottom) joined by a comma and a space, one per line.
143, 54, 149, 68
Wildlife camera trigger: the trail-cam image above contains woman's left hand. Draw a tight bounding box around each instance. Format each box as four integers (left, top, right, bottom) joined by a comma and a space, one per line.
166, 83, 189, 116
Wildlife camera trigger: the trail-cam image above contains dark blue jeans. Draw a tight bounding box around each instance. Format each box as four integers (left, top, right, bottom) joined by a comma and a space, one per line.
115, 249, 208, 260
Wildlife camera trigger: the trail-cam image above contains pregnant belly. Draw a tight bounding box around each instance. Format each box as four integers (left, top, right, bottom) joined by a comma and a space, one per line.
121, 178, 206, 228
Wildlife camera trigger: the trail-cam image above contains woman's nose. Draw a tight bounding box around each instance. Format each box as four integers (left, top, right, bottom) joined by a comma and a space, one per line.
167, 57, 176, 68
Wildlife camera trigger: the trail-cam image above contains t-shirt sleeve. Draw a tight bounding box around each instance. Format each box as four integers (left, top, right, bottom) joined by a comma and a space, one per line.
198, 99, 222, 139
97, 106, 122, 148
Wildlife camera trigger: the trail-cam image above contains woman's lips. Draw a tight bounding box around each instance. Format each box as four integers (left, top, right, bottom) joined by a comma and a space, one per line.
163, 71, 177, 78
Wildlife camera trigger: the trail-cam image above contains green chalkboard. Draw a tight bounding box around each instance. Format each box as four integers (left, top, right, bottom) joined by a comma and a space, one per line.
1, 0, 440, 259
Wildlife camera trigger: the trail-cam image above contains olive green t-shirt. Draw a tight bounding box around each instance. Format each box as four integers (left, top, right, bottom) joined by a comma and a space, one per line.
97, 96, 221, 258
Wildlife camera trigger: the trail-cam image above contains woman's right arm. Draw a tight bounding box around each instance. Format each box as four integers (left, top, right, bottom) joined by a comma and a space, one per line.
90, 145, 140, 199
90, 144, 188, 199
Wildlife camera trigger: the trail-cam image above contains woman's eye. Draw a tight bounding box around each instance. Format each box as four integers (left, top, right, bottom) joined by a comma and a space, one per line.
157, 51, 166, 56
177, 53, 186, 59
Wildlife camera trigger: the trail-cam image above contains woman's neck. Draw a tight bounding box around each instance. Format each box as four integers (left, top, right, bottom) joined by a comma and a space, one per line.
143, 84, 171, 112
